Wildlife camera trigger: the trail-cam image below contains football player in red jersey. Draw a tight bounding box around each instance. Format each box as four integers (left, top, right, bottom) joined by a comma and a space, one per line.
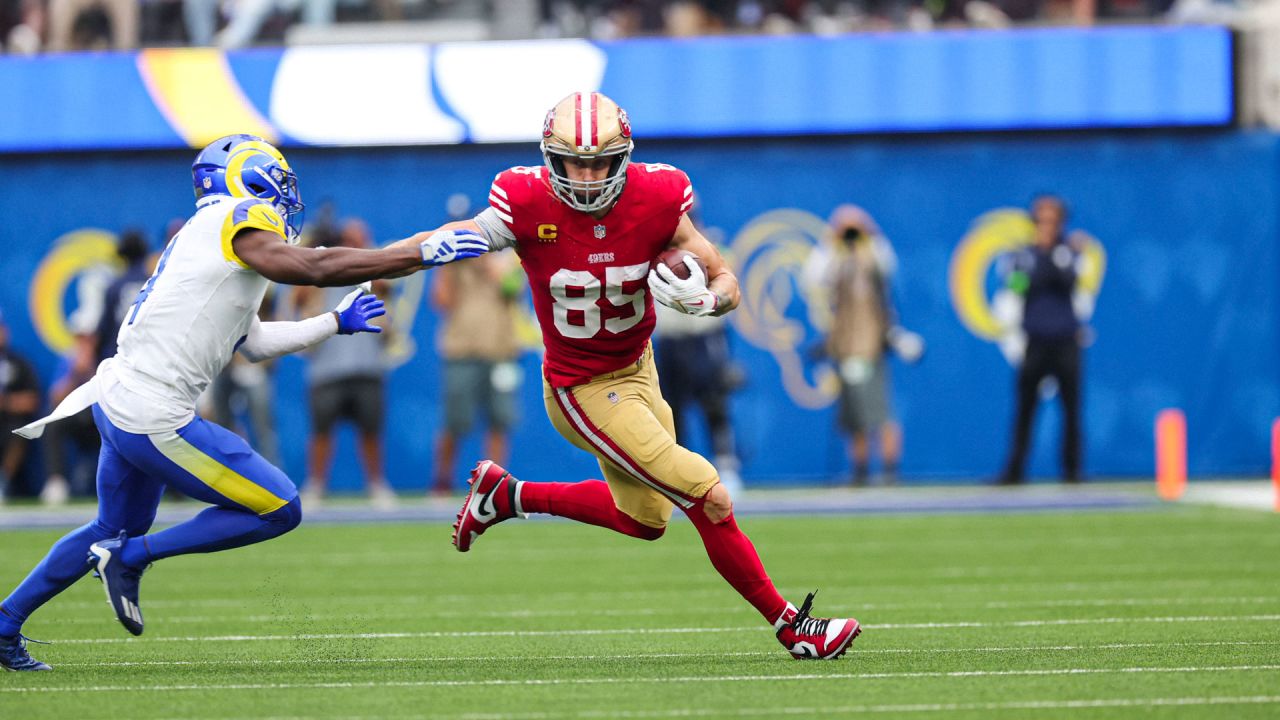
405, 92, 860, 660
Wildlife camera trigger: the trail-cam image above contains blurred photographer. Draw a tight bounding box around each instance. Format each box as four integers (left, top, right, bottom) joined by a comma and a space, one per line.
997, 194, 1087, 485
807, 205, 922, 486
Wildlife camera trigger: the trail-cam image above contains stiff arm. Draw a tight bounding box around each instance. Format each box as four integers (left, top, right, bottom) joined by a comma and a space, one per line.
233, 229, 424, 287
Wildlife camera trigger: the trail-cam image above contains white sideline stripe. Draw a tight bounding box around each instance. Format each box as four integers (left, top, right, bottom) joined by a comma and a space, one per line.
474, 696, 1280, 719
489, 183, 507, 199
5, 666, 1280, 694
52, 627, 744, 644
44, 614, 1280, 644
488, 193, 511, 212
874, 614, 1280, 630
50, 594, 1274, 624
58, 652, 776, 668
51, 594, 1280, 614
233, 696, 1280, 719
52, 641, 1280, 669
979, 595, 1279, 610
47, 575, 1259, 610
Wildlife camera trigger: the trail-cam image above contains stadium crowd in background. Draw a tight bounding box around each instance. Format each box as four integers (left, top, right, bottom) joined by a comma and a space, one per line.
45, 0, 134, 50
428, 196, 526, 496
293, 216, 398, 511
0, 198, 1092, 503
40, 229, 157, 504
0, 309, 39, 505
2, 0, 1197, 54
40, 318, 100, 504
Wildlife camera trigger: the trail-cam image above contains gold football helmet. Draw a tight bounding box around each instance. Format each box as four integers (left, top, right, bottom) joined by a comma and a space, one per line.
541, 91, 634, 212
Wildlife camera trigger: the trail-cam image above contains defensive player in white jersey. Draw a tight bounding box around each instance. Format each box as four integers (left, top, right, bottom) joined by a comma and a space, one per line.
0, 135, 485, 671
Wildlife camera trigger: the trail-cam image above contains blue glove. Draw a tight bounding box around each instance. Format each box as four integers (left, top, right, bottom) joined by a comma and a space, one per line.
420, 229, 489, 267
333, 287, 386, 335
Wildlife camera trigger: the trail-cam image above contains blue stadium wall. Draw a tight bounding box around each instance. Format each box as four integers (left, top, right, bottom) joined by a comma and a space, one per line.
1, 129, 1275, 488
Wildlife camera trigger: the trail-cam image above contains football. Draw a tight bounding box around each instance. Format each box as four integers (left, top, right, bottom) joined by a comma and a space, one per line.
655, 248, 708, 283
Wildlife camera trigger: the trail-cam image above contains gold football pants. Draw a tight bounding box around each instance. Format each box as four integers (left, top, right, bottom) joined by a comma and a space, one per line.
544, 345, 720, 529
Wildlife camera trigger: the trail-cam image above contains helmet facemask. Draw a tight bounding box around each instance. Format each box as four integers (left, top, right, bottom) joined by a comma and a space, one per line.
542, 145, 631, 213
540, 92, 634, 214
242, 162, 305, 244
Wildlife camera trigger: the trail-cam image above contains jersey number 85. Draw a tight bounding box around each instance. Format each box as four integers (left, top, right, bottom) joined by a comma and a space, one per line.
549, 263, 649, 338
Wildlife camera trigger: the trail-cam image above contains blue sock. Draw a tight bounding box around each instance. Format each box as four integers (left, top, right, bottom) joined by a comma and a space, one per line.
0, 522, 116, 636
119, 536, 153, 569
141, 498, 302, 561
0, 607, 21, 638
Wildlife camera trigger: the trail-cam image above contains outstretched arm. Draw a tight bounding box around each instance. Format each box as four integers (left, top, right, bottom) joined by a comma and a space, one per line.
381, 220, 493, 279
238, 287, 385, 362
233, 229, 423, 287
386, 220, 483, 254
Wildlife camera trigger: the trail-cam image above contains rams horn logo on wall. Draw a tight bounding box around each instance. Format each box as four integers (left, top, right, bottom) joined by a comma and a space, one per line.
29, 229, 123, 354
726, 209, 839, 410
948, 208, 1106, 359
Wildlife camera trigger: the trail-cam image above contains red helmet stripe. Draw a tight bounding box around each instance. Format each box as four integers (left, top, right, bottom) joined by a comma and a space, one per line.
574, 92, 584, 149
590, 92, 600, 148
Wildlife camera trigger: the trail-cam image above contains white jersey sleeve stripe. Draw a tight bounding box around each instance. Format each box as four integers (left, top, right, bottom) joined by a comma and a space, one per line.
490, 183, 508, 199
489, 194, 512, 212
683, 185, 693, 197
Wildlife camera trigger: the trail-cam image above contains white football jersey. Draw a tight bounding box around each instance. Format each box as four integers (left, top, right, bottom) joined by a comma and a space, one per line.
98, 195, 286, 433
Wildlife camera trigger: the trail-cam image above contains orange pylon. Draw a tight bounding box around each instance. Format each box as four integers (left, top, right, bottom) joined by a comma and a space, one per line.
1155, 409, 1186, 501
1271, 418, 1280, 512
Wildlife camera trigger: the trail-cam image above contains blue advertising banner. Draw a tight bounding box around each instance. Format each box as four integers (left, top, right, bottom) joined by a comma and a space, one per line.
0, 130, 1274, 490
0, 26, 1234, 153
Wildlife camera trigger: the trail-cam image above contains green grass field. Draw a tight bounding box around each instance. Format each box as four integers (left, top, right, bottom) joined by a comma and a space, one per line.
2, 503, 1279, 719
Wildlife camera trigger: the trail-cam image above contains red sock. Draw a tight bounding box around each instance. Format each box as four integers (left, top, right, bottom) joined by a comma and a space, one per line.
518, 480, 665, 540
684, 505, 789, 624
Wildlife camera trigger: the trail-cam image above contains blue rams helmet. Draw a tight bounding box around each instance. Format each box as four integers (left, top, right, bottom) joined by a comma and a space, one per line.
192, 134, 304, 243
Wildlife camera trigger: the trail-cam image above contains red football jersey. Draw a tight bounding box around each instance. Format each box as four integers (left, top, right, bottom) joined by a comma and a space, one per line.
488, 162, 695, 387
